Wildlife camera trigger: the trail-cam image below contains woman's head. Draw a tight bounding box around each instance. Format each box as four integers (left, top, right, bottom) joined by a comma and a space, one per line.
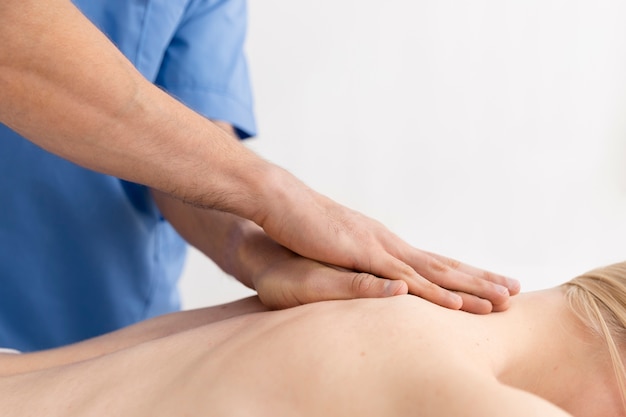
562, 261, 626, 410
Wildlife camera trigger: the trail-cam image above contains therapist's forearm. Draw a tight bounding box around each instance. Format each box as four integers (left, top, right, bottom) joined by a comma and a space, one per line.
152, 121, 302, 290
0, 0, 271, 219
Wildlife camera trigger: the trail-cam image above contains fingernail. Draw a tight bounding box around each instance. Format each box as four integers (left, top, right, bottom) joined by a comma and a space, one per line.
495, 284, 509, 296
449, 292, 463, 307
507, 278, 520, 290
384, 280, 407, 296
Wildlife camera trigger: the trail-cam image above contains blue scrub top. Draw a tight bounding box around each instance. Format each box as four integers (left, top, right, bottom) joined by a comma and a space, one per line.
0, 0, 256, 352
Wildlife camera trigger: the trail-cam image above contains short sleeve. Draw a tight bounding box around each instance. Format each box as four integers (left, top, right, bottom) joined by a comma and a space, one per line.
155, 0, 257, 139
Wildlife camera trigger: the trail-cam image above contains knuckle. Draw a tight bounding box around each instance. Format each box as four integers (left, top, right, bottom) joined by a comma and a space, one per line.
427, 257, 451, 274
351, 272, 376, 295
445, 257, 461, 269
415, 278, 441, 298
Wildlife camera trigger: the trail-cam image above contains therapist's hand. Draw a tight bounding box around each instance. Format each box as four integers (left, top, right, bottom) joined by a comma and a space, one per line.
253, 170, 520, 312
251, 250, 409, 310
253, 246, 517, 314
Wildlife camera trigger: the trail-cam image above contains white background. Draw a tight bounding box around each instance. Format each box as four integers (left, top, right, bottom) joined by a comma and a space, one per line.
179, 0, 626, 309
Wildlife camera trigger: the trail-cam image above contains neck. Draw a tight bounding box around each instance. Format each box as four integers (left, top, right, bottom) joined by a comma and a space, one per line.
491, 287, 622, 417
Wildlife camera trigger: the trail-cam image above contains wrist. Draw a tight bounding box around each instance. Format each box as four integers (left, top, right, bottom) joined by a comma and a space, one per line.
224, 217, 295, 291
221, 218, 259, 287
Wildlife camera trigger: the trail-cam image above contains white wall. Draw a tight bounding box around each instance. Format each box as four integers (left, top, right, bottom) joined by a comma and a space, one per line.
179, 0, 626, 309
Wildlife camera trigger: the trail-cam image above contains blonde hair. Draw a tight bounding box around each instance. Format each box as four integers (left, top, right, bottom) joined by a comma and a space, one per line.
562, 261, 626, 410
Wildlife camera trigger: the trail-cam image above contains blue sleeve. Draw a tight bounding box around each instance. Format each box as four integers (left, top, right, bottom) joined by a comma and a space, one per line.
155, 0, 257, 139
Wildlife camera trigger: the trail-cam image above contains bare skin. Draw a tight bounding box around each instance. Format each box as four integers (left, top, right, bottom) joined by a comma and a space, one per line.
0, 289, 620, 416
0, 0, 519, 312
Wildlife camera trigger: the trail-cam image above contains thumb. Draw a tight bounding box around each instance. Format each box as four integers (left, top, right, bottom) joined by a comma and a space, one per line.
256, 265, 410, 309
343, 272, 409, 299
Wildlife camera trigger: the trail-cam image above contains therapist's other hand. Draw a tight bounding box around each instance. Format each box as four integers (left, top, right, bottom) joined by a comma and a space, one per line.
252, 252, 409, 310
254, 170, 519, 313
230, 223, 408, 309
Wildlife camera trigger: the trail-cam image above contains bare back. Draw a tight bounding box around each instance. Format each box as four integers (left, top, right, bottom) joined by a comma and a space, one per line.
0, 296, 572, 417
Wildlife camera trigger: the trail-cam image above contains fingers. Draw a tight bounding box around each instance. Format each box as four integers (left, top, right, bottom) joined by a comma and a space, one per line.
354, 253, 514, 314
334, 219, 517, 312
366, 252, 464, 310
455, 292, 493, 314
357, 250, 511, 314
453, 292, 510, 314
394, 248, 519, 308
424, 251, 521, 295
361, 242, 518, 313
